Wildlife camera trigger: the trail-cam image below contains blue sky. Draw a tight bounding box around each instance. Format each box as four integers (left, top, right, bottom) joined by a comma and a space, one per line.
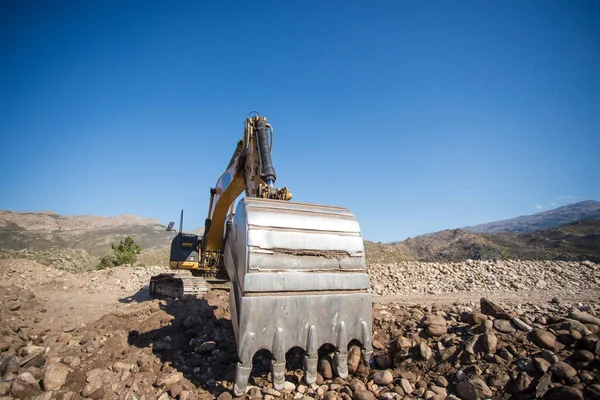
1, 1, 598, 242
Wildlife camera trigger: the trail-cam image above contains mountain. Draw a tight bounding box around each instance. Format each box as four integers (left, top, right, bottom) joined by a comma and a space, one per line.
365, 219, 600, 264
463, 200, 600, 233
0, 210, 173, 254
0, 210, 176, 271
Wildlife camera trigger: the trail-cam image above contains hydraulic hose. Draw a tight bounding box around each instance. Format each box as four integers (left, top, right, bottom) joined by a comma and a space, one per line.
255, 118, 277, 185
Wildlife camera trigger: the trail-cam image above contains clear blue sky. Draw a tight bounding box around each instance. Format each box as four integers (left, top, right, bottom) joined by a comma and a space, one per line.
1, 1, 599, 242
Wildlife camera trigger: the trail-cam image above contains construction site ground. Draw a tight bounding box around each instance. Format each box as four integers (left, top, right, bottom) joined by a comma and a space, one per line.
1, 259, 599, 400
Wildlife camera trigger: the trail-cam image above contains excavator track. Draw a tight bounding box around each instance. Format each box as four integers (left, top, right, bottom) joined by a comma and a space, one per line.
149, 273, 210, 298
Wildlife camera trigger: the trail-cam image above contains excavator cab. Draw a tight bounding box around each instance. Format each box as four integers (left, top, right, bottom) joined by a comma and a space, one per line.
168, 232, 200, 268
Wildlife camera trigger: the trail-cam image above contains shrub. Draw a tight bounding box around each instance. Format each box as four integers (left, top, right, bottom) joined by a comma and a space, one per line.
96, 235, 142, 269
111, 235, 142, 265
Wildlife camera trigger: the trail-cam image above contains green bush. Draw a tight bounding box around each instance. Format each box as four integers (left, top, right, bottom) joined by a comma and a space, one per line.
97, 255, 117, 270
96, 235, 142, 269
112, 235, 142, 265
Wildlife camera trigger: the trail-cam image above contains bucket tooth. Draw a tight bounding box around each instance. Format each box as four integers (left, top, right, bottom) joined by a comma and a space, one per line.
233, 332, 255, 396
233, 362, 252, 397
334, 321, 349, 378
361, 320, 374, 362
272, 328, 286, 390
303, 325, 318, 384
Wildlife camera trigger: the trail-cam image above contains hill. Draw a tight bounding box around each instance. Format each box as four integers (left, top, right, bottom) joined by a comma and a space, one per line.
463, 200, 600, 233
366, 219, 600, 264
0, 210, 174, 270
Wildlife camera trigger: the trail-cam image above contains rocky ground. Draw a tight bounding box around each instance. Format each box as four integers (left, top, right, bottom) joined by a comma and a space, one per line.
368, 260, 600, 296
1, 259, 600, 400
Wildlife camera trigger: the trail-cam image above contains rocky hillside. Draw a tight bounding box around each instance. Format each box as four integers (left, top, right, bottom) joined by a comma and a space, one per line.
0, 210, 175, 270
365, 220, 600, 264
463, 200, 600, 234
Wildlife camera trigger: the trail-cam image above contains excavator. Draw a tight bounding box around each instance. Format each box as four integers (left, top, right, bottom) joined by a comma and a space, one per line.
149, 114, 373, 395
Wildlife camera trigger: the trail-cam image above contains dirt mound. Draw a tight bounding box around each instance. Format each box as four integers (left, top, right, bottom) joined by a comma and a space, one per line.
0, 259, 174, 293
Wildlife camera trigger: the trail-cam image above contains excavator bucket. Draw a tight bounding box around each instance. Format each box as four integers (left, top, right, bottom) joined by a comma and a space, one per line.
223, 197, 373, 395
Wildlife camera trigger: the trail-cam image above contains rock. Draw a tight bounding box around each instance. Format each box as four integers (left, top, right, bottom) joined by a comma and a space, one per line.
248, 387, 262, 397
283, 381, 296, 391
169, 383, 183, 398
319, 358, 333, 380
435, 376, 448, 387
570, 311, 600, 326
372, 340, 384, 350
43, 363, 70, 391
323, 391, 337, 400
544, 386, 584, 400
62, 324, 77, 333
586, 384, 600, 400
353, 390, 375, 400
579, 370, 594, 382
455, 378, 492, 400
430, 386, 447, 396
375, 354, 392, 369
153, 341, 171, 351
540, 349, 558, 364
157, 393, 169, 400
316, 373, 324, 385
0, 355, 20, 377
534, 357, 551, 373
512, 317, 533, 332
530, 329, 557, 349
488, 373, 510, 388
507, 372, 532, 394
155, 371, 183, 386
419, 342, 433, 360
182, 316, 198, 330
263, 387, 281, 397
456, 370, 467, 381
421, 315, 446, 327
493, 319, 516, 333
468, 312, 488, 325
480, 298, 511, 319
217, 392, 233, 400
373, 370, 393, 386
479, 332, 498, 353
195, 341, 216, 354
549, 361, 577, 379
350, 379, 367, 393
536, 373, 552, 398
112, 362, 132, 373
572, 349, 594, 362
348, 346, 362, 373
8, 302, 22, 311
426, 325, 447, 337
399, 378, 413, 395
11, 372, 41, 399
396, 336, 412, 349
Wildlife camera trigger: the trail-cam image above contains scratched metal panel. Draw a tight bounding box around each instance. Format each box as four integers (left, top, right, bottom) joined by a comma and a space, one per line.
243, 271, 370, 292
247, 228, 364, 253
247, 251, 364, 270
